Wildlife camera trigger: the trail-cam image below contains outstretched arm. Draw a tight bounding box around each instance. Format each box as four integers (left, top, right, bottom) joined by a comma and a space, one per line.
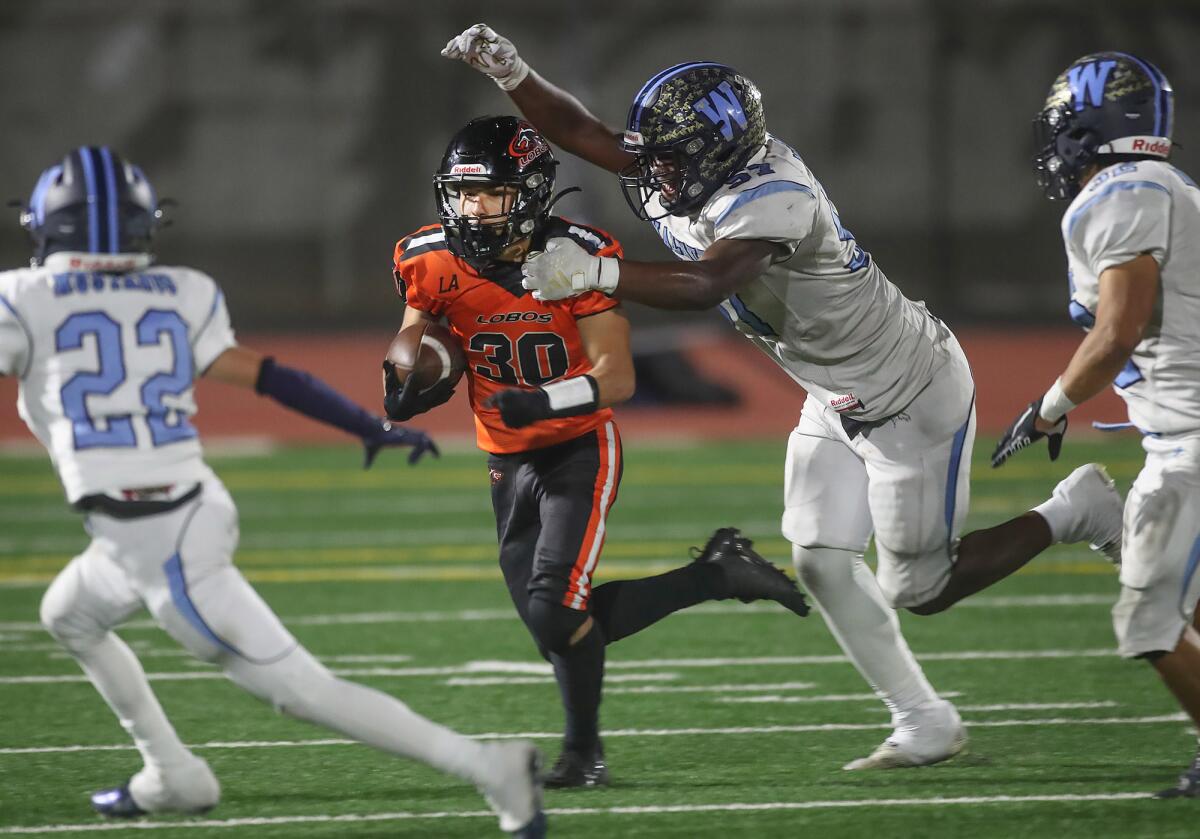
442, 23, 634, 174
521, 236, 782, 310
205, 345, 438, 467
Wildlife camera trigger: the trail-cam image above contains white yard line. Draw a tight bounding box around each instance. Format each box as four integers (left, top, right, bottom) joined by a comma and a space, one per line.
719, 697, 1115, 711
0, 792, 1158, 834
0, 715, 1187, 756
0, 594, 1115, 634
0, 649, 1121, 685
445, 673, 680, 686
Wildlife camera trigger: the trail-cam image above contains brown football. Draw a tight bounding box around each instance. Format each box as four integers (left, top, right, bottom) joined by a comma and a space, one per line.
384, 320, 467, 393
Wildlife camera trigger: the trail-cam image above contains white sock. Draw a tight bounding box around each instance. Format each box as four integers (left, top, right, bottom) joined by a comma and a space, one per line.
225, 646, 491, 787
1031, 495, 1072, 543
73, 633, 194, 770
794, 546, 940, 719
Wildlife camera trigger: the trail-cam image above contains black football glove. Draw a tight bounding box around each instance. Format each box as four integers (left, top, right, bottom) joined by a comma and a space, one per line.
362, 419, 439, 469
484, 388, 552, 429
383, 361, 455, 422
991, 398, 1068, 468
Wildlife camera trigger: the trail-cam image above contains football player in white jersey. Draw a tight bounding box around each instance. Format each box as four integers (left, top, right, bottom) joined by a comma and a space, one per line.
993, 52, 1200, 799
0, 147, 545, 837
443, 24, 1126, 771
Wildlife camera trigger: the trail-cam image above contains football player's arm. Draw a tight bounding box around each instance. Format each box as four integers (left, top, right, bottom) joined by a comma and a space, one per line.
441, 23, 632, 174
576, 307, 635, 407
992, 254, 1158, 466
204, 345, 437, 467
1035, 253, 1159, 429
381, 306, 457, 422
523, 236, 781, 310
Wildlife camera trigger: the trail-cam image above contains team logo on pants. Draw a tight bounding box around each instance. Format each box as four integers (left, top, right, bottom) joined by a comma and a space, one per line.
489, 468, 504, 485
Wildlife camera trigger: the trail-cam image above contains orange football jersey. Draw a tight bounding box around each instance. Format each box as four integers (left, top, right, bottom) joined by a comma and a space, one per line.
394, 217, 623, 454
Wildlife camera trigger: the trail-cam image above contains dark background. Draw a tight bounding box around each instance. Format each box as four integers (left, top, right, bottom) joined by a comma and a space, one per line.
1, 0, 1196, 335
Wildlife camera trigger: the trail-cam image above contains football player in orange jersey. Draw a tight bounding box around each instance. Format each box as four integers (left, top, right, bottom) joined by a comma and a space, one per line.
385, 116, 810, 788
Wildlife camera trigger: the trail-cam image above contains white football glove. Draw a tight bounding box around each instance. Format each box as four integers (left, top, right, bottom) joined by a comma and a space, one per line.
521, 238, 620, 301
441, 23, 530, 91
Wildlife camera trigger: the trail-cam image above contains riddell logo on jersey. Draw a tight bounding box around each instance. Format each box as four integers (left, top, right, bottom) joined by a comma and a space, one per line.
476, 312, 553, 324
830, 394, 861, 413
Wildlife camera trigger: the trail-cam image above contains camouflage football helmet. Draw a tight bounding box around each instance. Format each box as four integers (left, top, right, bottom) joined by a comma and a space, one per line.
1033, 52, 1174, 199
619, 62, 766, 219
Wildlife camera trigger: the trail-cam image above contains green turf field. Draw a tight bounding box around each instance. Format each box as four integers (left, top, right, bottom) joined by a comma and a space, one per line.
1, 435, 1195, 837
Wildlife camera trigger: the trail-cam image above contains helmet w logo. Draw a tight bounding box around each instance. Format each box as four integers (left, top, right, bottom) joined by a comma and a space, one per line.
1068, 60, 1117, 110
693, 81, 748, 141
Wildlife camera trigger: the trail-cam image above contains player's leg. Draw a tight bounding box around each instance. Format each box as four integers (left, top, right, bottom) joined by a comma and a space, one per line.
129, 476, 543, 833
783, 397, 957, 770
39, 540, 218, 815
1110, 447, 1200, 798
521, 423, 624, 788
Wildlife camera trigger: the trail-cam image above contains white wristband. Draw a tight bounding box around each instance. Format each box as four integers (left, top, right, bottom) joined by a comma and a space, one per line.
543, 375, 599, 414
595, 256, 620, 294
493, 57, 530, 91
1038, 378, 1077, 423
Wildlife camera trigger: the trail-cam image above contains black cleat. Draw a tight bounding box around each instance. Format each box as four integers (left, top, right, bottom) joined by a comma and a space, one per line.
544, 742, 609, 789
692, 527, 810, 617
1155, 746, 1200, 799
91, 783, 146, 818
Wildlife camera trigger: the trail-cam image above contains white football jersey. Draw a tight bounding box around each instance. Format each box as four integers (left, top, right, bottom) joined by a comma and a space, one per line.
0, 254, 236, 502
1062, 160, 1200, 436
647, 135, 955, 421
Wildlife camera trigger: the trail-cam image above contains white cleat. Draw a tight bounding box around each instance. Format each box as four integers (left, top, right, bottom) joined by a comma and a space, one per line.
126, 755, 220, 813
1047, 463, 1123, 565
843, 701, 968, 771
478, 740, 546, 838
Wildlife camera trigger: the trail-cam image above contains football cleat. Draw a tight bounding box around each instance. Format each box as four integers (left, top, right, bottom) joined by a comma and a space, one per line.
478, 740, 546, 836
1046, 464, 1123, 564
843, 701, 967, 770
692, 527, 810, 616
544, 741, 609, 789
1154, 745, 1200, 799
90, 783, 146, 818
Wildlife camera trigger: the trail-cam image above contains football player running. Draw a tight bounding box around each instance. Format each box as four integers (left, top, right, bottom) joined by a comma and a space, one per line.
386, 115, 809, 788
994, 53, 1200, 799
443, 24, 1126, 771
0, 147, 546, 837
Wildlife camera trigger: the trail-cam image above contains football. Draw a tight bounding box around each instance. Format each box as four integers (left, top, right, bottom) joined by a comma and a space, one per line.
384, 320, 467, 393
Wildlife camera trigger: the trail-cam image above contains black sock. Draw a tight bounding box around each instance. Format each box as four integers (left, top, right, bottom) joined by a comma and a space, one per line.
589, 562, 725, 644
551, 620, 606, 755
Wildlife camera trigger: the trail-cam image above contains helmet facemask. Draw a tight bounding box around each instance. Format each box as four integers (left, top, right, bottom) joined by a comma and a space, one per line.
434, 116, 558, 265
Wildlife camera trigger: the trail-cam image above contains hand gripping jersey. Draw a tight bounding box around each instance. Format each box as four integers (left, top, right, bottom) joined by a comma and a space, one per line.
394, 217, 622, 453
0, 257, 235, 502
648, 135, 954, 422
1062, 160, 1200, 436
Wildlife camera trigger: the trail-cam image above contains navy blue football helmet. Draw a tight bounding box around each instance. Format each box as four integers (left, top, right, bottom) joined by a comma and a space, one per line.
21, 146, 159, 265
434, 116, 558, 263
619, 62, 766, 220
1033, 52, 1174, 199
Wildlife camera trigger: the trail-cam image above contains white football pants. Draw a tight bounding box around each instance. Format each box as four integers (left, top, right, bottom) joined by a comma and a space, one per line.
39, 472, 490, 787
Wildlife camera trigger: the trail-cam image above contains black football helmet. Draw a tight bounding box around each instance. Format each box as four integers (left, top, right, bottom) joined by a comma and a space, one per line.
1033, 52, 1174, 200
21, 146, 159, 265
434, 116, 558, 262
619, 62, 766, 220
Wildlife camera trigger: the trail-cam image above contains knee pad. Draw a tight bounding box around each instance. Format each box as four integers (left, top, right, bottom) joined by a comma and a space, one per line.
526, 595, 590, 656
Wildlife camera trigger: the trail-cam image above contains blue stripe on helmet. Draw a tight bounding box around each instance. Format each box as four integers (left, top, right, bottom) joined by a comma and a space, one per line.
75, 147, 101, 253
1114, 52, 1167, 138
98, 147, 120, 253
629, 61, 729, 133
